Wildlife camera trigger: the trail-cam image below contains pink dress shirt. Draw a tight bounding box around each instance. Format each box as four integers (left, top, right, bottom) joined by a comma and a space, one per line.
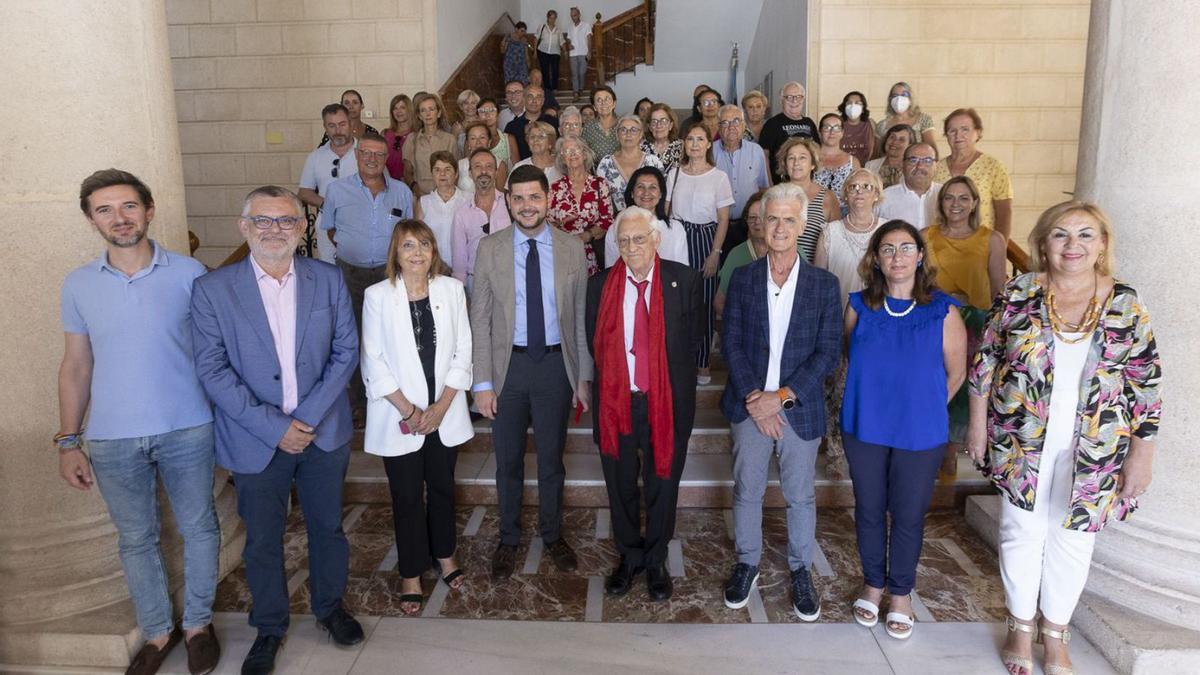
250, 255, 299, 414
451, 190, 513, 289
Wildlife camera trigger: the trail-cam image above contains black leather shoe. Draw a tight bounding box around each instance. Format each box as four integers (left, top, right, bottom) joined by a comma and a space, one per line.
492, 543, 518, 580
317, 607, 364, 647
646, 563, 673, 601
604, 558, 644, 596
240, 634, 282, 675
546, 538, 578, 572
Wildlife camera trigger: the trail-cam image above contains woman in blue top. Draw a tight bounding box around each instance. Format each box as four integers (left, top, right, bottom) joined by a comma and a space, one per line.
841, 220, 967, 640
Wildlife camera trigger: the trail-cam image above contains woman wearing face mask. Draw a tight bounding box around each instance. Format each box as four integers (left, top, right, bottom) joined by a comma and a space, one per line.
874, 82, 936, 151
838, 91, 876, 167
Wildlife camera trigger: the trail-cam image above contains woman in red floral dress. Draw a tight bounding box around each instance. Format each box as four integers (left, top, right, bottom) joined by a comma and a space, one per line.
547, 136, 614, 274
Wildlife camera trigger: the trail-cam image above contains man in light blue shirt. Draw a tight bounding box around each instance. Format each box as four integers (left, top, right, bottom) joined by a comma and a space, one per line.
469, 165, 593, 581
320, 131, 413, 420
714, 104, 771, 255
57, 169, 221, 672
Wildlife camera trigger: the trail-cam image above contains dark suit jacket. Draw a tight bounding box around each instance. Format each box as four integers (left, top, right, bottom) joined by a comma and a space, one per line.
719, 256, 841, 440
191, 256, 358, 474
585, 259, 704, 454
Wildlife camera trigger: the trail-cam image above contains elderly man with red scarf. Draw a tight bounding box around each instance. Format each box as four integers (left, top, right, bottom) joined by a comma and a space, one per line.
585, 206, 704, 601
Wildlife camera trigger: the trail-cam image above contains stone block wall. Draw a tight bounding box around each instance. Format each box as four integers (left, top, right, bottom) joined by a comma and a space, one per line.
166, 0, 438, 266
808, 0, 1089, 244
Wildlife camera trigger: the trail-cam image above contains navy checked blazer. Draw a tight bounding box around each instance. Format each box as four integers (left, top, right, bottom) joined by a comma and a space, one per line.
719, 256, 842, 440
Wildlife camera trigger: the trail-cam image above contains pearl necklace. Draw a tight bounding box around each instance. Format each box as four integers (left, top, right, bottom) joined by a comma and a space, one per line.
884, 296, 916, 318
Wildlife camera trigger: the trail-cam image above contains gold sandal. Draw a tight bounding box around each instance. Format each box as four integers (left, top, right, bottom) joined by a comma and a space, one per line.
1039, 622, 1075, 675
1001, 615, 1036, 675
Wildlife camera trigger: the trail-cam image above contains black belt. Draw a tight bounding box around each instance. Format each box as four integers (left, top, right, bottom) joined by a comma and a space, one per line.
513, 344, 562, 354
630, 390, 648, 399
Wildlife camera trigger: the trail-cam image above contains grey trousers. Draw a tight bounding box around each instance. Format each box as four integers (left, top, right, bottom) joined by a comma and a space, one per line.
731, 417, 820, 571
570, 55, 588, 92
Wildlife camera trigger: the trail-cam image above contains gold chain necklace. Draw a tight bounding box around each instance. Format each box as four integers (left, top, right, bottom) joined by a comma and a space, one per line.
1045, 273, 1103, 344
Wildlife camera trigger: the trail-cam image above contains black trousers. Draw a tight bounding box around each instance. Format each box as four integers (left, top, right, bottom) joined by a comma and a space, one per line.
336, 260, 387, 408
382, 433, 458, 578
492, 350, 574, 546
537, 49, 561, 91
600, 395, 687, 568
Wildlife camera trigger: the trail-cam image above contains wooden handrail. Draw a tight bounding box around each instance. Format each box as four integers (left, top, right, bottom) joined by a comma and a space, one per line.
592, 0, 653, 86
219, 242, 250, 268
1006, 238, 1032, 275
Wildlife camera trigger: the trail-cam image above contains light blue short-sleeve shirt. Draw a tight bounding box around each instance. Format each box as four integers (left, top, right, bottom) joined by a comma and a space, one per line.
321, 174, 414, 267
60, 241, 213, 440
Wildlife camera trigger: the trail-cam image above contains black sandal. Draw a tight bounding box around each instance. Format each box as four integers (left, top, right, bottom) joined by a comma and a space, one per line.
399, 593, 423, 616
442, 569, 464, 589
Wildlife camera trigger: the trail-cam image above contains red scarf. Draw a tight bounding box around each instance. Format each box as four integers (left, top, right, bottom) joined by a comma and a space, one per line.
595, 255, 675, 478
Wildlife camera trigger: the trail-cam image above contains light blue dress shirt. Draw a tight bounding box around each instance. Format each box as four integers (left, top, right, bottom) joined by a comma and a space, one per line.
714, 138, 771, 218
512, 225, 562, 347
321, 173, 413, 267
60, 241, 213, 440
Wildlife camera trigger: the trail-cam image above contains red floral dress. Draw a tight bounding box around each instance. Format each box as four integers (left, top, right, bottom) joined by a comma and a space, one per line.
547, 174, 614, 275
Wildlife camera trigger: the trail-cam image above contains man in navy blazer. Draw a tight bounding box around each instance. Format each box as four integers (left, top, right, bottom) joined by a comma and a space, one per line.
191, 186, 362, 674
718, 183, 841, 622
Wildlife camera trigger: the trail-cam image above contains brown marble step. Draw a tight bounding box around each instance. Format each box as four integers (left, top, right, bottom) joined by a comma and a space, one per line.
343, 450, 991, 510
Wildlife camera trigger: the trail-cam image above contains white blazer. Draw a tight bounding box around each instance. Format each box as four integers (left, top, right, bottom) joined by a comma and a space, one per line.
361, 275, 474, 456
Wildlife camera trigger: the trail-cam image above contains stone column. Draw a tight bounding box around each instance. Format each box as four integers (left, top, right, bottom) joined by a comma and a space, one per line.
0, 1, 241, 668
1073, 1, 1200, 672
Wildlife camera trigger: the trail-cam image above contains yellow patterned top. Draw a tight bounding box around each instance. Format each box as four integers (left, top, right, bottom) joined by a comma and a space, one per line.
933, 153, 1013, 231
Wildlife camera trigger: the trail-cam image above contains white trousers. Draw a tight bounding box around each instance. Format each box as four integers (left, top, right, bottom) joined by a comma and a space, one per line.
998, 434, 1097, 625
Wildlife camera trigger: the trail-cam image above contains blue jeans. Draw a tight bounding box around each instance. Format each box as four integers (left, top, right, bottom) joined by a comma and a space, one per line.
234, 443, 351, 637
88, 422, 219, 639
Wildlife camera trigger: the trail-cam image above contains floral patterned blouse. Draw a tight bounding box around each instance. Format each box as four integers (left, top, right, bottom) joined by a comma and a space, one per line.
641, 139, 682, 175
595, 151, 664, 210
968, 273, 1162, 532
547, 174, 614, 275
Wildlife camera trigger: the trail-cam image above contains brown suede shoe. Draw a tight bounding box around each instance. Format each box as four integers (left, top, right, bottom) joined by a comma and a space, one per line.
125, 628, 182, 675
185, 623, 221, 675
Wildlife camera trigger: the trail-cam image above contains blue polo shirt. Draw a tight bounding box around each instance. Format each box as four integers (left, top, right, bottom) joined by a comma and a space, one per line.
60, 242, 213, 440
714, 138, 771, 218
321, 173, 413, 267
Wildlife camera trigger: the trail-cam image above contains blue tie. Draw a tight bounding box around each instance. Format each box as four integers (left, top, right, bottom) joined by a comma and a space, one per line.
526, 239, 546, 362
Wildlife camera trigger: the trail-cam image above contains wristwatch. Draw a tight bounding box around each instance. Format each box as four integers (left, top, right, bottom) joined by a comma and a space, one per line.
777, 387, 797, 411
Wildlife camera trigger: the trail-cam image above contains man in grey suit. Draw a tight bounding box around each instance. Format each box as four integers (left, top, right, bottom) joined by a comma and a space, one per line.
470, 164, 593, 580
191, 186, 362, 675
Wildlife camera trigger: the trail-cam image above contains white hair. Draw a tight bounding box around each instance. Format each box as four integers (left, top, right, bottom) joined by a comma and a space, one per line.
614, 205, 656, 236
241, 185, 303, 217
760, 183, 809, 222
717, 104, 743, 120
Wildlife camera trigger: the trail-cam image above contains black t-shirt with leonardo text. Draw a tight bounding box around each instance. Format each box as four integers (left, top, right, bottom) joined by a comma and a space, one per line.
758, 112, 818, 182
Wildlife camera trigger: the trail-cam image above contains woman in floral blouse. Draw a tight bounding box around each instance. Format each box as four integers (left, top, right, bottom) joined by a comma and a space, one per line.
548, 136, 613, 274
967, 201, 1161, 675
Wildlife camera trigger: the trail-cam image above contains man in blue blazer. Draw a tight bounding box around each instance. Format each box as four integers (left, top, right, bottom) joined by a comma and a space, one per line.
718, 183, 842, 622
191, 186, 362, 675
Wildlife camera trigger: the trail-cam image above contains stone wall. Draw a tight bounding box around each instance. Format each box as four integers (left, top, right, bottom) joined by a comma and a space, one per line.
808, 0, 1089, 244
166, 0, 439, 266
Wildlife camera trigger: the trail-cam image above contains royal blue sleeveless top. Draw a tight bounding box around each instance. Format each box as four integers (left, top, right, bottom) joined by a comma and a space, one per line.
841, 290, 960, 451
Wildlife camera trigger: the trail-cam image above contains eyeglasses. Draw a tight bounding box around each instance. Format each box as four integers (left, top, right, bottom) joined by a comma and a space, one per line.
846, 183, 875, 194
878, 243, 920, 258
246, 215, 303, 230
331, 157, 340, 178
782, 95, 804, 103
648, 118, 671, 127
561, 120, 582, 129
718, 119, 743, 128
358, 149, 388, 160
562, 148, 582, 157
905, 157, 935, 166
617, 234, 652, 248
700, 99, 720, 107
821, 124, 843, 132
617, 126, 641, 135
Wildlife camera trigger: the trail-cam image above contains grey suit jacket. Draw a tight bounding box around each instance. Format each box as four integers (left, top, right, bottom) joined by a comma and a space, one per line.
469, 224, 593, 395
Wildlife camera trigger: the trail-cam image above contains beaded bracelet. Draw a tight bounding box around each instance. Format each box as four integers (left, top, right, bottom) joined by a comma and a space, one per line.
54, 432, 84, 451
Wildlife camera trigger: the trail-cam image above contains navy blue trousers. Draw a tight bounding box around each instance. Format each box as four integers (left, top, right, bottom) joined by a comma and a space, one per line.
234, 443, 351, 636
843, 432, 944, 596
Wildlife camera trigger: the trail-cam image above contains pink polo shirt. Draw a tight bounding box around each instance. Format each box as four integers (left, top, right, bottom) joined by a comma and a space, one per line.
451, 190, 512, 288
250, 255, 298, 414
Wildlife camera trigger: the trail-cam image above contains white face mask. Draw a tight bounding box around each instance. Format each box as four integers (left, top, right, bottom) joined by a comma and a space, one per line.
845, 103, 863, 120
891, 95, 911, 114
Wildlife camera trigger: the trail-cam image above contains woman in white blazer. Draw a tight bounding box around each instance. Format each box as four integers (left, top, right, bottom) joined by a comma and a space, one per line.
361, 219, 474, 615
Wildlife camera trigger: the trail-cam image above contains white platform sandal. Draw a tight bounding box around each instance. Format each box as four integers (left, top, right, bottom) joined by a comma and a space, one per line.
852, 598, 879, 628
885, 612, 914, 640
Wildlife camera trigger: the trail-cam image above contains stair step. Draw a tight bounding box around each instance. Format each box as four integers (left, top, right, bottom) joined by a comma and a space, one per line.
343, 450, 991, 509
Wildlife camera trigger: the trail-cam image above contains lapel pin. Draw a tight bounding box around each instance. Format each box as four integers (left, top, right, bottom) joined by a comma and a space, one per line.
671, 281, 677, 288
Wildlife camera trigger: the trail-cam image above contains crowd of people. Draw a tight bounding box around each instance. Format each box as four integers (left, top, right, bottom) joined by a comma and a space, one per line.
56, 64, 1161, 675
